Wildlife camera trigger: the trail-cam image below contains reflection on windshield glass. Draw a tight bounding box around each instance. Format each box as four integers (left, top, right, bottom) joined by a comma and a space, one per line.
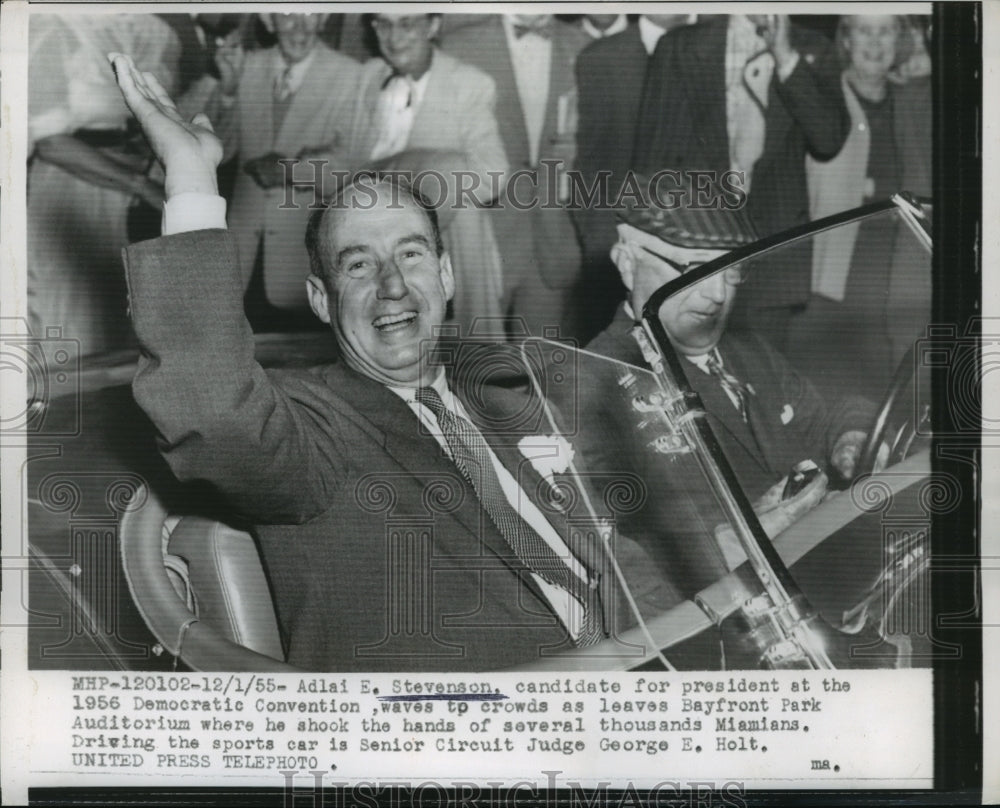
712, 207, 933, 403
507, 205, 933, 670
516, 333, 930, 671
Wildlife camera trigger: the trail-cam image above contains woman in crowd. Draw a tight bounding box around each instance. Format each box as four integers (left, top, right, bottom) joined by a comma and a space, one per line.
789, 14, 931, 401
27, 14, 179, 356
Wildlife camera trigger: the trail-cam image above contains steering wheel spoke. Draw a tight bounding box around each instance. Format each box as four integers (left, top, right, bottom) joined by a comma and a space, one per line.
858, 344, 926, 476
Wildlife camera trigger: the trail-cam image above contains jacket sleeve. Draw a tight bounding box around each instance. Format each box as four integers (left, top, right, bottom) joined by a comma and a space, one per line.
573, 43, 604, 187
122, 231, 351, 524
773, 34, 851, 162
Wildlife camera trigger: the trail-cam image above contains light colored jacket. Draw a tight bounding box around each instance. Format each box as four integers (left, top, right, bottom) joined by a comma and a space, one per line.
214, 44, 361, 304
806, 73, 931, 302
345, 49, 509, 204
805, 73, 870, 301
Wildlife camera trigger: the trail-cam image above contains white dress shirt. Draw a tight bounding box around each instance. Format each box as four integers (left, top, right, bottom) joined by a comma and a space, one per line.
582, 15, 627, 40
369, 61, 432, 161
502, 15, 552, 167
637, 16, 670, 55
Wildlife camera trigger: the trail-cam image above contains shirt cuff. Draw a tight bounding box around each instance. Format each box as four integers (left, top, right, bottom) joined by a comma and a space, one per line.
162, 193, 228, 235
776, 51, 800, 82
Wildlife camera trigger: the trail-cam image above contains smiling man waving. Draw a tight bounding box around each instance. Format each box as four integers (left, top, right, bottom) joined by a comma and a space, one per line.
109, 54, 676, 671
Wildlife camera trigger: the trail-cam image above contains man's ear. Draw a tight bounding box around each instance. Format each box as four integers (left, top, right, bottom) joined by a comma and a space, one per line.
317, 14, 330, 28
259, 14, 275, 34
306, 274, 332, 324
609, 242, 636, 293
427, 15, 443, 39
439, 252, 455, 302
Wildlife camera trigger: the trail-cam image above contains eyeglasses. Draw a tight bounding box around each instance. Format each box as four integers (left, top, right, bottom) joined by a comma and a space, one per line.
638, 245, 748, 286
372, 15, 430, 36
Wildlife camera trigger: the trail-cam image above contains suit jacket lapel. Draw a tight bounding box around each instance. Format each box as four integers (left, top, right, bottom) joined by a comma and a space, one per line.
411, 50, 446, 143
353, 59, 392, 160
319, 364, 512, 562
683, 348, 771, 480
274, 47, 332, 151
245, 54, 276, 155
490, 19, 531, 166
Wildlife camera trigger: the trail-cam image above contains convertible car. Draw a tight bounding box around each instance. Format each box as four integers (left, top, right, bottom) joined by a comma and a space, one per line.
24, 194, 937, 673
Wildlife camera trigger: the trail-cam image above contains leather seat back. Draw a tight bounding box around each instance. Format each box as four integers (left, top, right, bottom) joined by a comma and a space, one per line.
166, 516, 284, 661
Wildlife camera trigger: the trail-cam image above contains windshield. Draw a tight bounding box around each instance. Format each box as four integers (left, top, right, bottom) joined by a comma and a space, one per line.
511, 200, 933, 670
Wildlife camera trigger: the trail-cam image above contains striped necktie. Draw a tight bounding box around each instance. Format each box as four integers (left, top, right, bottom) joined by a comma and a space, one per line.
415, 387, 604, 646
705, 350, 755, 422
274, 64, 295, 102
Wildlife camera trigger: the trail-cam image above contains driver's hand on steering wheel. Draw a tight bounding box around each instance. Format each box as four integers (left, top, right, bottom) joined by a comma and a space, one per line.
714, 470, 828, 570
831, 430, 889, 479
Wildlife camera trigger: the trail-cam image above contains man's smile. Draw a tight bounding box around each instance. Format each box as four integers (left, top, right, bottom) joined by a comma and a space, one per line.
373, 311, 419, 332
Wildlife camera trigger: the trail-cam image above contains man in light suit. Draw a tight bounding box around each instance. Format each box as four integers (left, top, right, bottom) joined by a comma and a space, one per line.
633, 15, 849, 350
443, 14, 590, 339
344, 12, 509, 333
211, 13, 360, 312
578, 194, 876, 588
109, 54, 677, 671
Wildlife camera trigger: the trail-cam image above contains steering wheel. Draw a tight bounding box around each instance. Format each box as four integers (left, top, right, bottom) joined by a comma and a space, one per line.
857, 344, 922, 476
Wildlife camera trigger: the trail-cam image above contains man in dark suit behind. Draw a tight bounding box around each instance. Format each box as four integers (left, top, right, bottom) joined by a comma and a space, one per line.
572, 14, 693, 341
633, 14, 849, 350
108, 54, 676, 672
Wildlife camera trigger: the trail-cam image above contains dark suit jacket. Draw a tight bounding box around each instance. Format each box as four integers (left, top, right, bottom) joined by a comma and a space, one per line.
574, 23, 649, 264
122, 232, 674, 671
580, 304, 874, 590
633, 17, 848, 309
443, 17, 589, 292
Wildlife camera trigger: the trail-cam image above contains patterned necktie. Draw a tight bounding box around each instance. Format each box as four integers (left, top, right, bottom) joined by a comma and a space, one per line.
274, 65, 295, 102
370, 74, 414, 161
705, 350, 754, 423
415, 387, 603, 646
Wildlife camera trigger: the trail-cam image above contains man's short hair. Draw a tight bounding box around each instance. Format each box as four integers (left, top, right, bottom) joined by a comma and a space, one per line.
305, 173, 445, 289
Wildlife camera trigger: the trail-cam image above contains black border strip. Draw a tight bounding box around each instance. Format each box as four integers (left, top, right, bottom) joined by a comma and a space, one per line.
930, 1, 983, 799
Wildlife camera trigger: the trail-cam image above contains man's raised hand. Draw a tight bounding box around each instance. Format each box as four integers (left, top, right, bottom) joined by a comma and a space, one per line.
108, 52, 222, 198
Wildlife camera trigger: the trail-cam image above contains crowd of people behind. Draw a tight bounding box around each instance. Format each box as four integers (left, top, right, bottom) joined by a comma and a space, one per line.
28, 11, 932, 396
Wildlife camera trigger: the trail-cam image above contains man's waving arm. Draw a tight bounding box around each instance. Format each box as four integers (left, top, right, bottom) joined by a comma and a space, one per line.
111, 54, 349, 524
